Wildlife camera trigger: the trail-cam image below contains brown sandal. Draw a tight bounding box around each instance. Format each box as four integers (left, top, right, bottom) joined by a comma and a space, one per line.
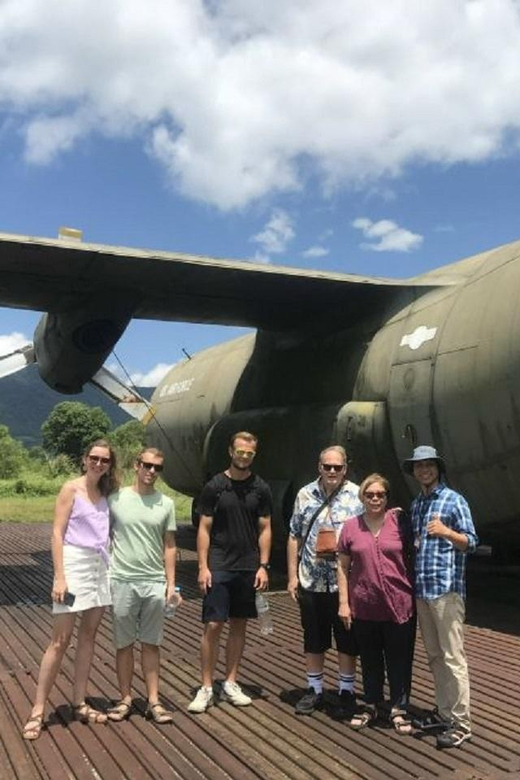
107, 700, 132, 722
23, 713, 44, 741
350, 706, 377, 731
390, 711, 413, 735
72, 703, 108, 724
145, 703, 174, 724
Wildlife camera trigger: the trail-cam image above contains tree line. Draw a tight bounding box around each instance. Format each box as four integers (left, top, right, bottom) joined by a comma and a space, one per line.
0, 401, 147, 494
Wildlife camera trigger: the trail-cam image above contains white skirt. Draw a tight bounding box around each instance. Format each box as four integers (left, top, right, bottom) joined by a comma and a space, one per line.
53, 544, 111, 614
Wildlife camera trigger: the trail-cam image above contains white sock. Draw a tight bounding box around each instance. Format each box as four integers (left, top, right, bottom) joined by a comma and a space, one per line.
307, 672, 323, 694
339, 673, 355, 693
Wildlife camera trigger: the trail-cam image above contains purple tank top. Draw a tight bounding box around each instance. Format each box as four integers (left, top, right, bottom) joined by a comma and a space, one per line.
63, 494, 110, 564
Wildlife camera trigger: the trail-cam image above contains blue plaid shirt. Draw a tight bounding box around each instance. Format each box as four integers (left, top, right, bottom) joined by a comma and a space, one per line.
411, 482, 478, 600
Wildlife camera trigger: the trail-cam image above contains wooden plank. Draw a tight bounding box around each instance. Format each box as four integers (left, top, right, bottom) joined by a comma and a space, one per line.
0, 523, 519, 780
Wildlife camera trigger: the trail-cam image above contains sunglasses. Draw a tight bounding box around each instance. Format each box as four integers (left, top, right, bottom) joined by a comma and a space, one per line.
233, 449, 256, 458
321, 464, 345, 472
364, 491, 387, 499
139, 461, 164, 473
88, 455, 111, 465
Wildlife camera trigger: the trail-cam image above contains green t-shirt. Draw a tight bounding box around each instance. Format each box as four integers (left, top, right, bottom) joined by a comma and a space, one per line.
109, 486, 176, 581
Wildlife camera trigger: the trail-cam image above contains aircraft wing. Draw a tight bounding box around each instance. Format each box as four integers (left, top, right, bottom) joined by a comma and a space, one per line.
0, 231, 453, 331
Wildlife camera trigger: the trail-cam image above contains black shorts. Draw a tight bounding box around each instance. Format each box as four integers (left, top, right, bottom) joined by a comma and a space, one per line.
202, 570, 257, 623
298, 587, 359, 656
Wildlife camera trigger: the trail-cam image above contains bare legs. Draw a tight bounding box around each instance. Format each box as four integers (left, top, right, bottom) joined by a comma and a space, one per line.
72, 607, 105, 705
24, 607, 105, 735
201, 618, 247, 686
114, 643, 161, 704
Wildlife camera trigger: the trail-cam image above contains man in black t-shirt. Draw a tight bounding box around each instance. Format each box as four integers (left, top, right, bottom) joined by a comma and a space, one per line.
188, 431, 272, 714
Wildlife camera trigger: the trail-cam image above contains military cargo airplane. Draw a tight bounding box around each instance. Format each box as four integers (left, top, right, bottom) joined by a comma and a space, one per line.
1, 230, 519, 560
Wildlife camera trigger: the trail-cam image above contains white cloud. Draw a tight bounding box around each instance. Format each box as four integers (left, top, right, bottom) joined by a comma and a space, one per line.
3, 2, 520, 207
130, 363, 174, 387
105, 360, 174, 387
0, 332, 31, 355
302, 245, 329, 258
250, 209, 295, 261
352, 217, 423, 252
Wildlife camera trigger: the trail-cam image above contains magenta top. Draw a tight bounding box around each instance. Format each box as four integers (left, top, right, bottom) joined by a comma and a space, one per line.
337, 509, 414, 624
63, 494, 110, 564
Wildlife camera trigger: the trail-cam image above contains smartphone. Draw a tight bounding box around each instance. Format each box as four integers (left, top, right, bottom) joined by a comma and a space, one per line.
63, 592, 76, 607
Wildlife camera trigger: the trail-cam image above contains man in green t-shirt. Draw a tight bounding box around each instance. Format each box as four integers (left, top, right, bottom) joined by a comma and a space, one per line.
107, 447, 178, 724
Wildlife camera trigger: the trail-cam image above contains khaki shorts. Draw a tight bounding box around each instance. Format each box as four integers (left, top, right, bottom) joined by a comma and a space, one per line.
111, 580, 165, 649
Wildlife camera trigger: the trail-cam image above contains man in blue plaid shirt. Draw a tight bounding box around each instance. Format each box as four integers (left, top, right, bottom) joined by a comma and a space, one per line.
404, 446, 478, 749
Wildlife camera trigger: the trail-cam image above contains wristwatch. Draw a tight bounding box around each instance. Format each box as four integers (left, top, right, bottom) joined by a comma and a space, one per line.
260, 563, 271, 571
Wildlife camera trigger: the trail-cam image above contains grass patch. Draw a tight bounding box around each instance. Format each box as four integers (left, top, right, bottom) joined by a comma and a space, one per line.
0, 495, 57, 523
0, 484, 193, 525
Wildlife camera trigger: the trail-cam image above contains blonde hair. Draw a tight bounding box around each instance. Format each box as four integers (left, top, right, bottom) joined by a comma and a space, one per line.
359, 473, 390, 499
229, 431, 258, 448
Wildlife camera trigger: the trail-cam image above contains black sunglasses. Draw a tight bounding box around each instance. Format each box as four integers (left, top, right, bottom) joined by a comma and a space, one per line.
321, 464, 345, 472
88, 455, 111, 465
139, 460, 164, 473
364, 491, 387, 499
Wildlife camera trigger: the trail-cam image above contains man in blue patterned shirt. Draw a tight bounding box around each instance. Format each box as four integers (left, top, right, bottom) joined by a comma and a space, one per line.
287, 445, 363, 717
404, 445, 478, 749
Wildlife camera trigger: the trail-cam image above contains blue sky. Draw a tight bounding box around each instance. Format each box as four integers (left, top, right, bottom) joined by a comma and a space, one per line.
1, 1, 520, 385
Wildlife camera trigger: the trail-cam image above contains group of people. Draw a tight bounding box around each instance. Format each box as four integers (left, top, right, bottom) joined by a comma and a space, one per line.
22, 431, 478, 754
288, 443, 477, 749
23, 440, 177, 739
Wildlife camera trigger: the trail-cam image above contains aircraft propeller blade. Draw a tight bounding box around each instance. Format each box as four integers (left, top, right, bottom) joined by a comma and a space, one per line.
0, 343, 36, 379
89, 366, 152, 422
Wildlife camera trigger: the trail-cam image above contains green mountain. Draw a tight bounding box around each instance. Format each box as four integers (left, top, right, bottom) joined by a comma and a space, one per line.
0, 364, 151, 446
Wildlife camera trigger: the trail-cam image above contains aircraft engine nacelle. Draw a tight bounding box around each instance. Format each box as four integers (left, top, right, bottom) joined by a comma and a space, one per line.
34, 293, 137, 393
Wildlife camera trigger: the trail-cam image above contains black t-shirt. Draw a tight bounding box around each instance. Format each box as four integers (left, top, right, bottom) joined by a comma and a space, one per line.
198, 472, 272, 571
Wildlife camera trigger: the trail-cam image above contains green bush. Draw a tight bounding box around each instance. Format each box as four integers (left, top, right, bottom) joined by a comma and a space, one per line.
0, 474, 64, 497
0, 424, 28, 479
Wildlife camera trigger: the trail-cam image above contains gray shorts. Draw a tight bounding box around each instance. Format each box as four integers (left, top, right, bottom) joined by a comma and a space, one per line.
111, 580, 165, 649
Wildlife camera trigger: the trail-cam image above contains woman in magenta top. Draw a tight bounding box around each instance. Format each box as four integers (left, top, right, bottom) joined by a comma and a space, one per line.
22, 439, 119, 740
338, 473, 415, 733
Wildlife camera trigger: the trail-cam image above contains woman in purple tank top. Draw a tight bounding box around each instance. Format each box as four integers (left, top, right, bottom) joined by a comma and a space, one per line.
22, 439, 119, 740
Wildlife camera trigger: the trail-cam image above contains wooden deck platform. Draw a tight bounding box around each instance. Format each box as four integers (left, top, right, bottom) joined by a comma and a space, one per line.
0, 523, 519, 780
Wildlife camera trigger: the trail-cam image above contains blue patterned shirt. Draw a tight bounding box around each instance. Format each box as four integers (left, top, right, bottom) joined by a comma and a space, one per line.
289, 479, 363, 592
411, 482, 478, 600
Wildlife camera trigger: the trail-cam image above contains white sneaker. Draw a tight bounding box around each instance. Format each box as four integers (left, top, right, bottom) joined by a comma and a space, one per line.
220, 681, 252, 706
187, 686, 214, 713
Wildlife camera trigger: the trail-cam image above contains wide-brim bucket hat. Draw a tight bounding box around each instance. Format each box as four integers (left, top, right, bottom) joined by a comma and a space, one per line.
402, 445, 446, 474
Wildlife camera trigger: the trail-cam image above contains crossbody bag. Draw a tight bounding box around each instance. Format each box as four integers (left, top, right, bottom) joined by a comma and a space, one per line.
298, 482, 343, 561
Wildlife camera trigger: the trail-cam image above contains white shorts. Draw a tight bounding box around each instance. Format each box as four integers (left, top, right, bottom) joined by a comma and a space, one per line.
53, 545, 111, 614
